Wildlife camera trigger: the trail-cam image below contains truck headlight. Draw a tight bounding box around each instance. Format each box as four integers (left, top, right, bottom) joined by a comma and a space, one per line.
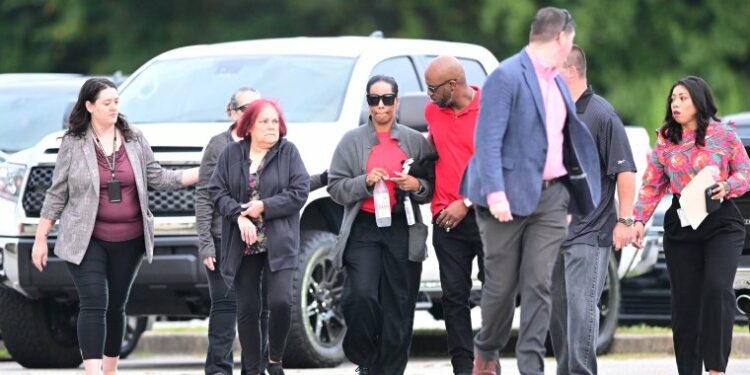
0, 162, 27, 202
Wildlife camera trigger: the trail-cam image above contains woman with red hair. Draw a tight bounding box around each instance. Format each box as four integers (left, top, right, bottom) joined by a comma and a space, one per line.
209, 99, 309, 375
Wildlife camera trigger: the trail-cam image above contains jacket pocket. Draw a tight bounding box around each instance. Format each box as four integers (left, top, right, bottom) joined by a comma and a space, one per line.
408, 222, 429, 262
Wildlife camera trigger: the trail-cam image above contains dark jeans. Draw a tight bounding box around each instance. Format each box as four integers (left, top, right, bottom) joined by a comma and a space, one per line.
342, 212, 422, 375
204, 236, 270, 375
66, 236, 145, 360
234, 252, 294, 375
663, 196, 744, 374
432, 211, 484, 374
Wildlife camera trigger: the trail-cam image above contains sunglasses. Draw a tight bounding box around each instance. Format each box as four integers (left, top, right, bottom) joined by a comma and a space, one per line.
366, 93, 397, 106
561, 9, 572, 32
236, 103, 251, 112
427, 79, 455, 93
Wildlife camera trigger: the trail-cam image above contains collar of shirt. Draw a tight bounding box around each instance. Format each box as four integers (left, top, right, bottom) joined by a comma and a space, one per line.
576, 85, 594, 114
436, 85, 481, 117
525, 46, 558, 82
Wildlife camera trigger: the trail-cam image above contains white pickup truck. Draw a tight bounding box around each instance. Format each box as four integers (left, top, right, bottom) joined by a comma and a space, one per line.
0, 34, 653, 368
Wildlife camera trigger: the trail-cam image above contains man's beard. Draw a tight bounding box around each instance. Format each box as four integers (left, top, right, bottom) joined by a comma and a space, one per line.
437, 93, 453, 108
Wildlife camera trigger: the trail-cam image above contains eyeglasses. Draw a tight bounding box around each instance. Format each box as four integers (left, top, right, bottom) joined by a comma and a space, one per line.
236, 103, 251, 112
366, 93, 397, 106
426, 79, 455, 93
561, 9, 572, 32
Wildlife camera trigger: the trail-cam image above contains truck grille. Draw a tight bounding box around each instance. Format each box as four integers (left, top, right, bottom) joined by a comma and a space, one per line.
23, 165, 197, 218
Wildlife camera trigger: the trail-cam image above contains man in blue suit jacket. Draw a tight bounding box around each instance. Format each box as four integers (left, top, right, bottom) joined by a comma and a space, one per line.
459, 7, 601, 375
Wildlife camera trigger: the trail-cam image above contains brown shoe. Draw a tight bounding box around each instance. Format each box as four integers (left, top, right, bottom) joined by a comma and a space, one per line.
472, 353, 498, 375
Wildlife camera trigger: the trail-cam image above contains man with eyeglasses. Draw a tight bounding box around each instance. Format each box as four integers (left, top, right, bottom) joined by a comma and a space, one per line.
423, 55, 485, 375
196, 87, 263, 375
460, 7, 601, 375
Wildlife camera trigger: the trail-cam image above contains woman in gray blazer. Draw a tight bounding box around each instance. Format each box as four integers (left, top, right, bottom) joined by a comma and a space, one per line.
30, 78, 198, 375
327, 75, 434, 375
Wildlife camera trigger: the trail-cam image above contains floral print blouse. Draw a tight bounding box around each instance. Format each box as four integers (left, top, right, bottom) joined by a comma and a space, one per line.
634, 121, 750, 223
244, 159, 267, 256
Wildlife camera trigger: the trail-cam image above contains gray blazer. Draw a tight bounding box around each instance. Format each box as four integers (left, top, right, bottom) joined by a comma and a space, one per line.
327, 121, 434, 269
40, 127, 184, 265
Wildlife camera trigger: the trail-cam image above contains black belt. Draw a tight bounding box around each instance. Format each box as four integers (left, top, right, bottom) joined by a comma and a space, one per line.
542, 177, 563, 190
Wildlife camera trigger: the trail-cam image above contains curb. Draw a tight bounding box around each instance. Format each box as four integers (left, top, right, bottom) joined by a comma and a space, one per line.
132, 332, 750, 356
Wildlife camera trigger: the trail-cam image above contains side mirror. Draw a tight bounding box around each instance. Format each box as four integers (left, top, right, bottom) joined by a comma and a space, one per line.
397, 92, 429, 132
62, 101, 75, 129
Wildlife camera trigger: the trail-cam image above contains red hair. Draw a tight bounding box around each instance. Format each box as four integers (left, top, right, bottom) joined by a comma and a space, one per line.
236, 99, 288, 141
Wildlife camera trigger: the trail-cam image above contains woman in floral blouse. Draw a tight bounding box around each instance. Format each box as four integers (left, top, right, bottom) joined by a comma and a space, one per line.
209, 99, 309, 375
633, 76, 750, 375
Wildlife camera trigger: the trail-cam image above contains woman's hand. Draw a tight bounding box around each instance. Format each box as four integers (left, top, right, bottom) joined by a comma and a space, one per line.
202, 256, 216, 271
632, 221, 645, 249
710, 181, 730, 200
365, 168, 389, 187
32, 237, 48, 272
237, 216, 257, 245
390, 171, 420, 192
241, 200, 264, 219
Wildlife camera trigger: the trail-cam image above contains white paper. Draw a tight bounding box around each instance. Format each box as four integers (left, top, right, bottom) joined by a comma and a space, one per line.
678, 166, 717, 229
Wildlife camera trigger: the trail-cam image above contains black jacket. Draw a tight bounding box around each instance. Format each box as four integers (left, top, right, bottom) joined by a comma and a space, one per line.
209, 138, 309, 287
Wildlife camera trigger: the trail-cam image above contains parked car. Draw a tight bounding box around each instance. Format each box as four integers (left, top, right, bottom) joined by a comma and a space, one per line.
0, 36, 654, 368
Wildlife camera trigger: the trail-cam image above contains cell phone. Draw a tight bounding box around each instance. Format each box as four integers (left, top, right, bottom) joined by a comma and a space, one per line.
705, 184, 721, 214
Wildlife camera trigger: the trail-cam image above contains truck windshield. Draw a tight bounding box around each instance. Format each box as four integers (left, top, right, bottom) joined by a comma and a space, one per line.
120, 55, 356, 124
0, 84, 80, 153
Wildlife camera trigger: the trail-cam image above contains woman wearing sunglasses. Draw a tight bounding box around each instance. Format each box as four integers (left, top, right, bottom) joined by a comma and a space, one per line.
328, 75, 434, 374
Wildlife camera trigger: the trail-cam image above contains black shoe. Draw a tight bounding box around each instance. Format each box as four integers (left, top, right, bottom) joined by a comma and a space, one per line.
356, 366, 370, 374
267, 362, 285, 375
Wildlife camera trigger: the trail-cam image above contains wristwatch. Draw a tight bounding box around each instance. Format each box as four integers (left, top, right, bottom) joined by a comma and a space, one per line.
463, 198, 473, 208
617, 217, 635, 226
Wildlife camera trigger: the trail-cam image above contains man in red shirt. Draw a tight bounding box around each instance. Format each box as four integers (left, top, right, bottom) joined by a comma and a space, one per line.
424, 55, 484, 375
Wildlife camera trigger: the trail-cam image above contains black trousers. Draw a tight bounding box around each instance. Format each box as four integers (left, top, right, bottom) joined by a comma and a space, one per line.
342, 212, 422, 375
432, 211, 484, 374
663, 196, 744, 374
204, 236, 270, 375
66, 236, 145, 360
234, 252, 294, 375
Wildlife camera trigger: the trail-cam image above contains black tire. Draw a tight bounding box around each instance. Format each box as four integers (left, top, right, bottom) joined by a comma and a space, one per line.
0, 287, 81, 368
284, 230, 346, 368
119, 316, 148, 359
596, 255, 621, 354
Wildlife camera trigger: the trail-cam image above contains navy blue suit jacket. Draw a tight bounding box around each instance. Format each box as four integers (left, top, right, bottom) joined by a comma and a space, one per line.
460, 48, 601, 216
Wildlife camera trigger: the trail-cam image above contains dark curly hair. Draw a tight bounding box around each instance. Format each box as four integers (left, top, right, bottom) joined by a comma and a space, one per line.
65, 78, 133, 140
659, 76, 719, 147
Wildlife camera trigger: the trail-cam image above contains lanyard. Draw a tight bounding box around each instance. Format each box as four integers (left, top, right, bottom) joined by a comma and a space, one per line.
91, 126, 118, 181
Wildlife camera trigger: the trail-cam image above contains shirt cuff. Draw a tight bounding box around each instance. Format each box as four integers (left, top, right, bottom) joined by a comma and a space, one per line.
487, 191, 507, 207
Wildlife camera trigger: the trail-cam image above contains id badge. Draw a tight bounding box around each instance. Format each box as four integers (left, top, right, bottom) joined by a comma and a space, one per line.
108, 179, 122, 203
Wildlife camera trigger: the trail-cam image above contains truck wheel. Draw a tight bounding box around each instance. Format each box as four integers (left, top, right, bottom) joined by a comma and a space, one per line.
119, 316, 148, 359
0, 288, 81, 368
284, 231, 346, 368
596, 255, 621, 354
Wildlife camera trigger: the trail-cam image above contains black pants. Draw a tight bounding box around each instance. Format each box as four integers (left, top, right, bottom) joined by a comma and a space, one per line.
234, 252, 294, 375
342, 212, 422, 375
204, 236, 270, 375
432, 211, 484, 374
66, 236, 145, 360
663, 196, 744, 374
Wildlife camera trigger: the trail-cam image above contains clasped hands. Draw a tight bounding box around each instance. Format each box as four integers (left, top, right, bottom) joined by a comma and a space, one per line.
237, 200, 264, 245
365, 167, 421, 192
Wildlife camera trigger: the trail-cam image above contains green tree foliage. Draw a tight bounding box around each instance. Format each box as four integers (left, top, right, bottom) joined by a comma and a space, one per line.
1, 0, 748, 140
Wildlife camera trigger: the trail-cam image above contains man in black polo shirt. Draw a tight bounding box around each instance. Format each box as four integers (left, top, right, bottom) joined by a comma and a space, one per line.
550, 45, 637, 375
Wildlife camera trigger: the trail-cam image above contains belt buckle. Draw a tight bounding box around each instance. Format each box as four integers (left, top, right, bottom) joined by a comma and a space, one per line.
542, 179, 552, 190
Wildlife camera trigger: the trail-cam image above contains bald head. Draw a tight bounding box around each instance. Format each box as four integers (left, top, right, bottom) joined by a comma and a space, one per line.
425, 55, 466, 85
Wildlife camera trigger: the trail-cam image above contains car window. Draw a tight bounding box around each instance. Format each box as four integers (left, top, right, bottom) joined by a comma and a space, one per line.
119, 55, 356, 123
424, 56, 488, 87
0, 85, 79, 153
369, 57, 422, 93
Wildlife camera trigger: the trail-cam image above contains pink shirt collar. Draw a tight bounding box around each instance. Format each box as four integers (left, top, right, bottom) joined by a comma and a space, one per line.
525, 47, 558, 82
